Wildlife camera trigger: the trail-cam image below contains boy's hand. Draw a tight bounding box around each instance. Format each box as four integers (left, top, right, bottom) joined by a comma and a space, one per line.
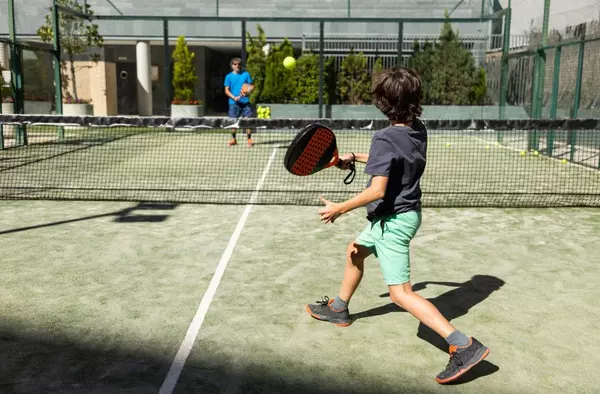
318, 196, 345, 224
338, 153, 355, 170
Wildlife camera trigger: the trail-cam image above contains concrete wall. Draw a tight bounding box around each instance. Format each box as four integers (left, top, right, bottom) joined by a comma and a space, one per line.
61, 60, 118, 116
1, 0, 486, 39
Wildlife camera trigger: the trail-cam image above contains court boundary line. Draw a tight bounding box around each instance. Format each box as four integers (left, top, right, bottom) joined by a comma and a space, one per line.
158, 146, 280, 394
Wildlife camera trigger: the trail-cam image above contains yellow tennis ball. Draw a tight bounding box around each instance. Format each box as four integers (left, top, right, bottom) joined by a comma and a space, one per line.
495, 141, 499, 146
485, 145, 490, 150
520, 151, 526, 156
533, 150, 539, 156
283, 56, 296, 70
446, 142, 451, 147
561, 159, 568, 164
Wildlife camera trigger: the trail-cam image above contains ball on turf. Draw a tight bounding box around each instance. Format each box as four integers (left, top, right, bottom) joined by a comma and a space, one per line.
561, 159, 568, 164
485, 145, 490, 150
520, 151, 526, 156
446, 142, 452, 147
283, 56, 296, 70
533, 150, 539, 156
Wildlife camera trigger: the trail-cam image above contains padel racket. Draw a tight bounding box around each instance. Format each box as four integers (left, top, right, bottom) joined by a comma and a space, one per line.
241, 83, 254, 95
284, 123, 356, 184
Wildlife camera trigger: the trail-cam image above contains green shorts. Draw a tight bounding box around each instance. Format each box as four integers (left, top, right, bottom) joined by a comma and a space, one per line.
355, 210, 422, 285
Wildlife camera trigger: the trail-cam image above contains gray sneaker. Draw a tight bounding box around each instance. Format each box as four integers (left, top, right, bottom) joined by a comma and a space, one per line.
305, 296, 351, 327
436, 337, 490, 384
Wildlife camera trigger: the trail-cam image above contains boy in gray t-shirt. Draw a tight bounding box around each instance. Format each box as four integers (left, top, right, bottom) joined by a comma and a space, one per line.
306, 67, 490, 384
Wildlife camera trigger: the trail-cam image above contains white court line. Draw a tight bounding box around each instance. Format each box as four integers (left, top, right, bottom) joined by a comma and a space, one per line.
158, 147, 279, 394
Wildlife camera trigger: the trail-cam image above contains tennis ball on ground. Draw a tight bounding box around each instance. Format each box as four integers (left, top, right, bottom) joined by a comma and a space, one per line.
561, 159, 568, 164
283, 56, 296, 70
533, 150, 539, 156
446, 142, 452, 147
485, 145, 490, 150
520, 150, 527, 156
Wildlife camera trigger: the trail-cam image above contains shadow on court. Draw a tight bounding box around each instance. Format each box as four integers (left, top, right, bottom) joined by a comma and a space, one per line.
0, 203, 178, 235
352, 275, 505, 383
0, 324, 434, 393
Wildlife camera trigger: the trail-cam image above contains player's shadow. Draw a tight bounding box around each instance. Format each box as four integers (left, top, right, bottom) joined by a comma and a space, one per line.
0, 202, 177, 235
351, 275, 505, 383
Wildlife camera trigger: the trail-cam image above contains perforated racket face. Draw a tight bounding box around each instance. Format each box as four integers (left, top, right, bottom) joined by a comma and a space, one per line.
284, 124, 338, 176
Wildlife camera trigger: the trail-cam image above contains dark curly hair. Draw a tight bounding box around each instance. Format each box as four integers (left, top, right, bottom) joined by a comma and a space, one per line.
371, 67, 423, 123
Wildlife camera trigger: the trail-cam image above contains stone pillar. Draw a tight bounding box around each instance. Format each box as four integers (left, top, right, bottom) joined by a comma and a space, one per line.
136, 41, 153, 116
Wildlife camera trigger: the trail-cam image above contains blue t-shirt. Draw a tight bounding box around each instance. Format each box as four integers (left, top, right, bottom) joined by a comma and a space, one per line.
364, 119, 427, 221
224, 71, 253, 105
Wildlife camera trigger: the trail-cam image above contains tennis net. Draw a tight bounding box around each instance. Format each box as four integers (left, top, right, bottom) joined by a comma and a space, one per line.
1, 115, 599, 207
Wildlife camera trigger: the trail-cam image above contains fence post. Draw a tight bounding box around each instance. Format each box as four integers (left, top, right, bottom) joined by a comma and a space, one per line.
547, 45, 561, 156
318, 21, 324, 118
397, 22, 403, 67
498, 6, 511, 143
570, 39, 585, 162
52, 0, 64, 141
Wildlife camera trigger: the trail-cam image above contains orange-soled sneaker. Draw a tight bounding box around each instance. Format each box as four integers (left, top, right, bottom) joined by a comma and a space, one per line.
305, 296, 351, 327
436, 338, 490, 384
247, 138, 254, 147
227, 138, 237, 147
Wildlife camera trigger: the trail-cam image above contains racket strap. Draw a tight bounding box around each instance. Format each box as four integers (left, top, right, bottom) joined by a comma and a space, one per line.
343, 153, 356, 185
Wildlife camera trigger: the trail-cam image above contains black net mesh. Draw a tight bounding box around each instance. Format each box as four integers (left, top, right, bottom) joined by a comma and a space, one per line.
1, 115, 599, 207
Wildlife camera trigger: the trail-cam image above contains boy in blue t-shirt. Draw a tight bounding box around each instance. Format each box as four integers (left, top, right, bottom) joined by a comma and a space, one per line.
224, 57, 254, 147
306, 67, 490, 384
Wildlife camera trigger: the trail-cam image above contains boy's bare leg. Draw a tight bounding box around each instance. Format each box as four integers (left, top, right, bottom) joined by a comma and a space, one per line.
338, 243, 373, 302
388, 282, 455, 339
389, 282, 490, 384
305, 242, 372, 327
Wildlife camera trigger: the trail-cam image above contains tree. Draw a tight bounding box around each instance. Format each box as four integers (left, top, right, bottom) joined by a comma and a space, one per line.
245, 25, 268, 105
37, 0, 103, 102
293, 53, 334, 104
409, 41, 436, 103
261, 38, 296, 103
337, 50, 371, 105
372, 57, 383, 76
409, 13, 487, 105
171, 36, 198, 103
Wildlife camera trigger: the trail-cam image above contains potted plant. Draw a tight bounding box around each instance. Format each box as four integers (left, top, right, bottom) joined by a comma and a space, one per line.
0, 69, 13, 115
37, 0, 103, 116
1, 95, 14, 116
171, 36, 203, 117
63, 96, 93, 116
24, 94, 53, 114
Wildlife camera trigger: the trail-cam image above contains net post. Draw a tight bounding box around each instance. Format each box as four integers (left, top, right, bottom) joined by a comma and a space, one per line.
318, 21, 324, 118
498, 4, 511, 142
397, 22, 404, 67
163, 19, 170, 116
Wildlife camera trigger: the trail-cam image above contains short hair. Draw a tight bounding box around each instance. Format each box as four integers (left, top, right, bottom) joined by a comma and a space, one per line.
371, 67, 422, 123
230, 57, 242, 66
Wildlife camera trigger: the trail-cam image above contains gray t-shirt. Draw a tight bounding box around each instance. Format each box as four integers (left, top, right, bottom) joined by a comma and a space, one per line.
364, 120, 427, 221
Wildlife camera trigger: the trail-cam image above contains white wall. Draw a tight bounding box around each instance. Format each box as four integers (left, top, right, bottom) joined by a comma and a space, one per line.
499, 0, 599, 35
